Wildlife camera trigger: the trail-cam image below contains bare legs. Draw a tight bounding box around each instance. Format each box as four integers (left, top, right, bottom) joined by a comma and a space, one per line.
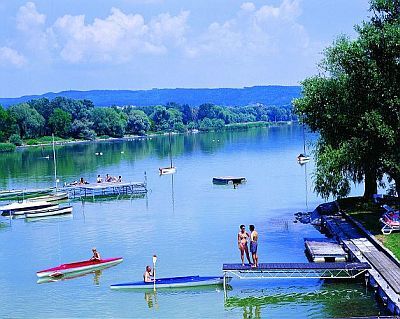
252, 252, 258, 268
239, 244, 252, 266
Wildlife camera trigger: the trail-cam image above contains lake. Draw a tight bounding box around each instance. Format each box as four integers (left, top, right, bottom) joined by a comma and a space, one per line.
0, 125, 383, 318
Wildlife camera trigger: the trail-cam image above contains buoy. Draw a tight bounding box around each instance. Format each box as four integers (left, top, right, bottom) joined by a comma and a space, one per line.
121, 151, 124, 154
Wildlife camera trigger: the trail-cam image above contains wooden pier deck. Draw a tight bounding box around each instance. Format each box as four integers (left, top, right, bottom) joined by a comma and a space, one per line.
324, 215, 400, 314
304, 238, 347, 262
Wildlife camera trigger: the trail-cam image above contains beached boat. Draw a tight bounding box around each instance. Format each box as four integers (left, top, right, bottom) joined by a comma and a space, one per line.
0, 201, 58, 216
212, 176, 246, 185
36, 257, 123, 278
28, 192, 68, 202
159, 132, 176, 175
110, 275, 230, 290
25, 206, 72, 218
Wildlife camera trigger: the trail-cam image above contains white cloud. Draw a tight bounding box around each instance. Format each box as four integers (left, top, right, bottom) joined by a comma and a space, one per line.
12, 0, 310, 66
240, 2, 256, 12
16, 2, 45, 31
0, 47, 27, 67
187, 0, 309, 58
49, 8, 189, 63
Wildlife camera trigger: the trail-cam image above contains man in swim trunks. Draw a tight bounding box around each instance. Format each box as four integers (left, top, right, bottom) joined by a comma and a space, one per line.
143, 265, 154, 283
249, 225, 259, 267
238, 225, 252, 266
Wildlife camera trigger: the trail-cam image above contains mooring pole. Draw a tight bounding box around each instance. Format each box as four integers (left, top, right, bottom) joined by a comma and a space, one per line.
223, 271, 227, 301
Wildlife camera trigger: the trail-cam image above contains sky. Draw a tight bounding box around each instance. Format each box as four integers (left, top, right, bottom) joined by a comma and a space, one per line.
0, 0, 370, 97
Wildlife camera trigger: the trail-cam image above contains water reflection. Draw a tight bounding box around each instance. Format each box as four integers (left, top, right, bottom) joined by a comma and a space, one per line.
144, 291, 159, 309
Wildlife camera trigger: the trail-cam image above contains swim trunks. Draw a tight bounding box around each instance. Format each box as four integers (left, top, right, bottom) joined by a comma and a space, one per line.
250, 241, 257, 253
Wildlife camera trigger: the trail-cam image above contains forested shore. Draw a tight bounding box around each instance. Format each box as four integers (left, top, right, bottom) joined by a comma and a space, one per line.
0, 97, 295, 151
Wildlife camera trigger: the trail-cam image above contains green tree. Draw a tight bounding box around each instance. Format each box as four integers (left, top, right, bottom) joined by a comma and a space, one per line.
0, 105, 15, 142
91, 108, 127, 137
150, 105, 171, 131
294, 0, 400, 198
48, 108, 72, 137
8, 103, 45, 139
126, 110, 151, 135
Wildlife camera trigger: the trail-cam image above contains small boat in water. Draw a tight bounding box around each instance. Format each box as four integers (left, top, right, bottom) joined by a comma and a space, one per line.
212, 176, 246, 185
0, 201, 58, 216
25, 205, 72, 218
110, 275, 230, 290
297, 153, 311, 163
159, 132, 177, 175
28, 192, 69, 203
37, 257, 123, 278
0, 188, 53, 200
159, 167, 177, 175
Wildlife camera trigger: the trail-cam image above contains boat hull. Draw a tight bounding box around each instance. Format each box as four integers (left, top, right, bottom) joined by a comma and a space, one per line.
212, 177, 246, 185
159, 167, 177, 175
1, 201, 58, 216
110, 275, 230, 290
25, 206, 72, 218
37, 257, 123, 278
28, 192, 69, 202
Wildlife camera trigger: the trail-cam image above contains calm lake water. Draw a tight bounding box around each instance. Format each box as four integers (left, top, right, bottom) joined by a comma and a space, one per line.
0, 125, 383, 318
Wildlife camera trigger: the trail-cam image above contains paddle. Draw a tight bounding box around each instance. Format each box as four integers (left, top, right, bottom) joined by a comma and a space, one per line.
152, 255, 157, 291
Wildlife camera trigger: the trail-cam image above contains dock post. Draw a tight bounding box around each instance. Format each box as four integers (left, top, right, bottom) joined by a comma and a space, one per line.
223, 271, 227, 301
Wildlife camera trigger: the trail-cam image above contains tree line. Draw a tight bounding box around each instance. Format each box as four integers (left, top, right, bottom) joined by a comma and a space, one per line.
0, 97, 295, 145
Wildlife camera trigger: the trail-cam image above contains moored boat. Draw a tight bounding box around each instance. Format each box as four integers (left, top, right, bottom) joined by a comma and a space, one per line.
212, 176, 246, 185
110, 275, 230, 290
0, 201, 58, 216
25, 206, 72, 218
0, 188, 53, 200
297, 154, 311, 163
159, 132, 177, 175
28, 192, 69, 203
159, 167, 177, 175
36, 257, 123, 278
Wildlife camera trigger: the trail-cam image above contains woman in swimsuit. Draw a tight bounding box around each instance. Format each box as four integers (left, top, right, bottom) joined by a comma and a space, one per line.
238, 225, 252, 266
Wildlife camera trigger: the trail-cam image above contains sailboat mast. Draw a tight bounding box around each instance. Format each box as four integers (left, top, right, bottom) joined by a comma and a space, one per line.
302, 123, 306, 154
52, 134, 58, 191
169, 131, 173, 168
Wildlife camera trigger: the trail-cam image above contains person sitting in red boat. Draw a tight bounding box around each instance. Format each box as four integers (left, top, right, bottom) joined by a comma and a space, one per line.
90, 248, 101, 261
143, 266, 154, 283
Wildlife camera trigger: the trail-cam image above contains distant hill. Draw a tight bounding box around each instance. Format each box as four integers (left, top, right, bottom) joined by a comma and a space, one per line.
0, 86, 301, 107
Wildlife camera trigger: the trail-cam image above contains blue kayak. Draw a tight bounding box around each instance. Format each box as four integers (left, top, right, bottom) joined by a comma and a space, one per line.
110, 275, 230, 290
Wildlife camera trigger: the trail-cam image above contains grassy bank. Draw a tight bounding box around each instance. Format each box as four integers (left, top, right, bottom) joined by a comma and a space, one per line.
0, 143, 16, 152
338, 197, 400, 260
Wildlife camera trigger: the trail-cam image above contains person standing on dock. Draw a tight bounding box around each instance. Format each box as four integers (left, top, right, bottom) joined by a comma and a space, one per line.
238, 225, 252, 266
249, 225, 258, 268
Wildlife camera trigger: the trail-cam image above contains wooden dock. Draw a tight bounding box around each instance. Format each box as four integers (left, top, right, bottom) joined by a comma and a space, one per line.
324, 215, 400, 315
304, 238, 347, 262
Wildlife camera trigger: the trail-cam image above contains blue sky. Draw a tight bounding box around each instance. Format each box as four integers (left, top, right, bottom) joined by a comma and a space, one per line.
0, 0, 369, 97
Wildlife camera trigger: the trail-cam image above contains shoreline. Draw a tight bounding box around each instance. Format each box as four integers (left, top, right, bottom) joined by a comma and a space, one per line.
15, 120, 294, 149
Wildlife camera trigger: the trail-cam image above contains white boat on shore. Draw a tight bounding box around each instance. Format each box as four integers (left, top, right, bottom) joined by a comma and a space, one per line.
25, 206, 73, 218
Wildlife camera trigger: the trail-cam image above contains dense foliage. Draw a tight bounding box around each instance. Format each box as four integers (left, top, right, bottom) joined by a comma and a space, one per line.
0, 96, 294, 145
294, 0, 400, 198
